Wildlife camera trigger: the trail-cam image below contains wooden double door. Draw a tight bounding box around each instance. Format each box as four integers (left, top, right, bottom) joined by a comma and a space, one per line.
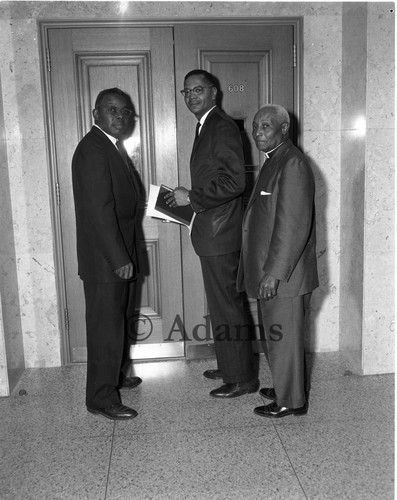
46, 23, 296, 363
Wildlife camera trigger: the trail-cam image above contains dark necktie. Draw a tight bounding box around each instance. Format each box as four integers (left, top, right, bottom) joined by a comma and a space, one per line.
116, 140, 141, 196
116, 140, 133, 177
190, 122, 201, 161
195, 122, 201, 140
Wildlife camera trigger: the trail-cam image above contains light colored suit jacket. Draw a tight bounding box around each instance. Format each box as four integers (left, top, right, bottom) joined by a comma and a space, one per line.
237, 139, 318, 298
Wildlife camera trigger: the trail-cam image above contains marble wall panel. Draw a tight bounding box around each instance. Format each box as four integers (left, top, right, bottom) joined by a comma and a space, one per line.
339, 3, 367, 374
340, 3, 367, 131
15, 252, 60, 368
303, 15, 342, 133
361, 3, 394, 374
339, 132, 365, 369
362, 128, 394, 374
6, 139, 54, 254
304, 130, 341, 352
0, 56, 25, 393
366, 3, 395, 130
5, 135, 61, 368
1, 18, 45, 141
0, 2, 344, 20
0, 251, 25, 372
0, 17, 60, 371
300, 13, 342, 353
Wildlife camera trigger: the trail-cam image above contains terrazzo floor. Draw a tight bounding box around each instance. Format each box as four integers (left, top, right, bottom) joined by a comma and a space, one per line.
0, 352, 394, 500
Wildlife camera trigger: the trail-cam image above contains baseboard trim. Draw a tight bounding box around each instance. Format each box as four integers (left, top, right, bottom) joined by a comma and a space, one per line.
185, 343, 215, 359
73, 340, 264, 364
129, 342, 185, 360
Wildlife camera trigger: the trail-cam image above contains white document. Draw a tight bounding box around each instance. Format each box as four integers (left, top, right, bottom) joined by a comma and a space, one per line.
146, 184, 196, 234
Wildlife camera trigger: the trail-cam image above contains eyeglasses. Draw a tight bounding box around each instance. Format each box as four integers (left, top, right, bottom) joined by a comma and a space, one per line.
180, 85, 215, 97
96, 105, 133, 118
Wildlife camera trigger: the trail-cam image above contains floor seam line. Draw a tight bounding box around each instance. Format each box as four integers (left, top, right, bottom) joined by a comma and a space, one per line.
104, 422, 116, 499
274, 423, 309, 500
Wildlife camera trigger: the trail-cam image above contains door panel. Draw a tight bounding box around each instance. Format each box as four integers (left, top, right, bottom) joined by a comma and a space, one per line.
173, 25, 295, 354
48, 27, 184, 362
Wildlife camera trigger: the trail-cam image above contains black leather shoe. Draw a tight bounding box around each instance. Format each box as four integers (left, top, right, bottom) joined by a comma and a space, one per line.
210, 379, 260, 398
87, 403, 138, 420
259, 387, 276, 400
254, 401, 308, 418
119, 376, 142, 389
203, 369, 223, 380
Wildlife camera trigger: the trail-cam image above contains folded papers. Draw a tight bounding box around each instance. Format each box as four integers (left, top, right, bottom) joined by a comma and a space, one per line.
146, 184, 196, 233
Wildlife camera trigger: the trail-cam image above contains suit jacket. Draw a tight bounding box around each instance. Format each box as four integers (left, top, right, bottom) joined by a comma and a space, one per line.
72, 126, 141, 283
189, 107, 245, 257
237, 139, 319, 298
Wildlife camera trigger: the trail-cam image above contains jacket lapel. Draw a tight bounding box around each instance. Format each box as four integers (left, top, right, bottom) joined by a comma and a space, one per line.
245, 140, 292, 212
246, 158, 270, 211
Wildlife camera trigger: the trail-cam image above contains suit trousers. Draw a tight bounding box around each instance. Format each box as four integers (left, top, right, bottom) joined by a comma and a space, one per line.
200, 252, 256, 384
83, 280, 135, 409
258, 293, 312, 408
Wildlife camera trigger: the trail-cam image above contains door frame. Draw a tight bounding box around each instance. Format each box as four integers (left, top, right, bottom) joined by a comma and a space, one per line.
39, 17, 303, 365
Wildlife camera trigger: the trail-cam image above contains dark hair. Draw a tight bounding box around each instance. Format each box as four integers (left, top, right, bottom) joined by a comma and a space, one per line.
94, 88, 132, 108
184, 70, 218, 89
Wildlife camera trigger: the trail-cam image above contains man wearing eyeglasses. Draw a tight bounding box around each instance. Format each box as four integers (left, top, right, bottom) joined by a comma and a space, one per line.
72, 88, 143, 420
165, 70, 258, 398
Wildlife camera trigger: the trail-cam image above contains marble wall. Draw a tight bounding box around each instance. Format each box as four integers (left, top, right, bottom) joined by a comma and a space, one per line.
0, 2, 394, 393
301, 7, 342, 352
0, 9, 62, 396
0, 42, 26, 395
362, 3, 394, 373
340, 3, 394, 375
340, 4, 367, 374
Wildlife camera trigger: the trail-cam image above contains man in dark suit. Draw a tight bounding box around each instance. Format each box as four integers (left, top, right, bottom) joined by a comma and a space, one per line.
72, 88, 143, 420
237, 104, 318, 418
165, 70, 258, 398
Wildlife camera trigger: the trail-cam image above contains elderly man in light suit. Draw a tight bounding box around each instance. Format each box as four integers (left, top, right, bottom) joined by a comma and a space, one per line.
237, 104, 318, 418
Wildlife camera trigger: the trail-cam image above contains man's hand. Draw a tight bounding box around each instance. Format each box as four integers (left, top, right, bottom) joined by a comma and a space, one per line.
164, 187, 190, 207
114, 262, 134, 280
258, 273, 280, 300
